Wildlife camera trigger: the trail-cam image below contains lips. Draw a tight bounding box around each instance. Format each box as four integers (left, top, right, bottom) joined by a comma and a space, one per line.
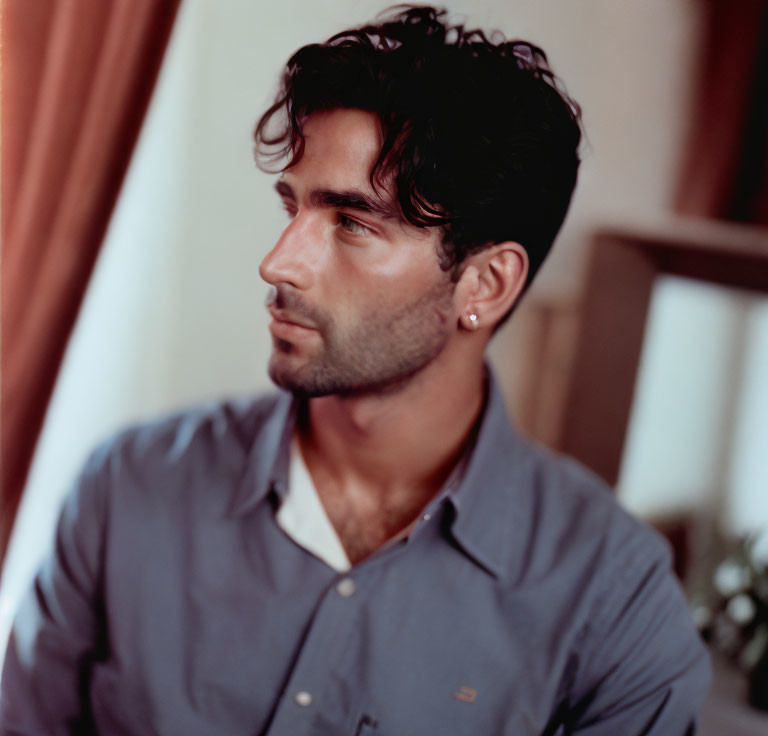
267, 307, 320, 342
267, 307, 317, 330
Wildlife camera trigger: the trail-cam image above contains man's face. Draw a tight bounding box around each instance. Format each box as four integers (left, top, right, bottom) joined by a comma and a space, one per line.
259, 108, 458, 397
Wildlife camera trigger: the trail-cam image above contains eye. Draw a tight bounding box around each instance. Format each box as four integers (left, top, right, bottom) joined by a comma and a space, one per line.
338, 213, 371, 236
281, 201, 298, 218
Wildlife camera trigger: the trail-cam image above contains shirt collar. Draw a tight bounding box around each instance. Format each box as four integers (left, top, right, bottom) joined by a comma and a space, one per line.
445, 369, 538, 580
230, 368, 538, 581
228, 391, 295, 516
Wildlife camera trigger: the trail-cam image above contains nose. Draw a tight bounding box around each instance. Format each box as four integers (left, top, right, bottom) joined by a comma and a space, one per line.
259, 215, 318, 290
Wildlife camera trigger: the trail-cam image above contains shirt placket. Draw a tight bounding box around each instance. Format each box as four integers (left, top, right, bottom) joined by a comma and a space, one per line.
264, 570, 368, 735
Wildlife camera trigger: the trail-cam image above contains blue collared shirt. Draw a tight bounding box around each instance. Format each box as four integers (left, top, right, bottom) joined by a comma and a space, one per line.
1, 375, 710, 735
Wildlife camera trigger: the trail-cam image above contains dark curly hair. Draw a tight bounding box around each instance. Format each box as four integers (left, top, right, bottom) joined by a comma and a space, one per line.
255, 5, 582, 298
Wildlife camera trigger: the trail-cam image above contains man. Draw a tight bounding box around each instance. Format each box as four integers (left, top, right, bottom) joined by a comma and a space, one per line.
1, 6, 710, 735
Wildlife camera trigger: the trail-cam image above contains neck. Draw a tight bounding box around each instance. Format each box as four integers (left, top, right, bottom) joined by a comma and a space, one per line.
299, 351, 486, 505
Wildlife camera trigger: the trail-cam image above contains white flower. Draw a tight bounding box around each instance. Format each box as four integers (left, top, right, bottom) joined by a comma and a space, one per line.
726, 594, 756, 626
714, 560, 750, 596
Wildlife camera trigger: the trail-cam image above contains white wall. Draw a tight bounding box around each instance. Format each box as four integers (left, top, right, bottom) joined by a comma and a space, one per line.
0, 0, 707, 647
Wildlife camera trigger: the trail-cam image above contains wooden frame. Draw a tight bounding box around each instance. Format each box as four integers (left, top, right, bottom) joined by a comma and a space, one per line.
559, 220, 768, 486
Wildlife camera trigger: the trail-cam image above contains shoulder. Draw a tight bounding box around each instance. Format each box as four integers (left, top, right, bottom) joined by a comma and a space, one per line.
512, 437, 671, 583
102, 393, 281, 462
510, 443, 711, 720
75, 393, 287, 515
467, 372, 670, 584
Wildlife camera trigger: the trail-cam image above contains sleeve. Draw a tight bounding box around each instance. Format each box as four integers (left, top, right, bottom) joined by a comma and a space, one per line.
566, 537, 712, 736
0, 451, 108, 736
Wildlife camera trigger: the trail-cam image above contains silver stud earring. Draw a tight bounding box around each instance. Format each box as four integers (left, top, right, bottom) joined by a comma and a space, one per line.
468, 313, 478, 329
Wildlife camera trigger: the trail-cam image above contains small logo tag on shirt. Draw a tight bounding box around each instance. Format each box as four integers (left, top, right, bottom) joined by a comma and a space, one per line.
453, 685, 478, 703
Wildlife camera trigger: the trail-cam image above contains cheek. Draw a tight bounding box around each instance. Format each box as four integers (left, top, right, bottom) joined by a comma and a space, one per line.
328, 240, 452, 318
432, 296, 455, 325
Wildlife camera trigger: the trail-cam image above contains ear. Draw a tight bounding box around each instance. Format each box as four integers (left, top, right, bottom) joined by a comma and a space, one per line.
454, 243, 529, 331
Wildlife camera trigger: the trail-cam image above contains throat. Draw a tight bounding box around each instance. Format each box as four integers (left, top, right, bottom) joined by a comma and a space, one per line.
292, 369, 486, 566
318, 485, 426, 565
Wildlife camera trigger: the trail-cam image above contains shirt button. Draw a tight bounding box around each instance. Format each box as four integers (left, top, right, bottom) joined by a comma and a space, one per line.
294, 690, 313, 707
336, 577, 356, 597
422, 513, 432, 521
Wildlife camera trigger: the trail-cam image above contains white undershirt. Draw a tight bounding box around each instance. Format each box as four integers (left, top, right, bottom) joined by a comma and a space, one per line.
276, 439, 352, 573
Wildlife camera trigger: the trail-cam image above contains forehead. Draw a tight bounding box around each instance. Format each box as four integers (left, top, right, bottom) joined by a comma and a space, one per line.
291, 108, 384, 191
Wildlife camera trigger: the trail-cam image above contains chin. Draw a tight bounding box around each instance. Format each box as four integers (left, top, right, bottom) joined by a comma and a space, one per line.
268, 354, 329, 398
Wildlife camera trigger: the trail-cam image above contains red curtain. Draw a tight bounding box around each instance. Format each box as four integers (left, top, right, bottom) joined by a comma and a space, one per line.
1, 0, 182, 563
676, 0, 768, 223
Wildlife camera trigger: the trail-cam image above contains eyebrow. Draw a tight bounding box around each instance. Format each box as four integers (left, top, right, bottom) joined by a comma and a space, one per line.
274, 180, 399, 221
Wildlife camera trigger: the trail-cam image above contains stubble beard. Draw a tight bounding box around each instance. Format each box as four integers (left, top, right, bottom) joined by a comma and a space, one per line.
268, 282, 455, 398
